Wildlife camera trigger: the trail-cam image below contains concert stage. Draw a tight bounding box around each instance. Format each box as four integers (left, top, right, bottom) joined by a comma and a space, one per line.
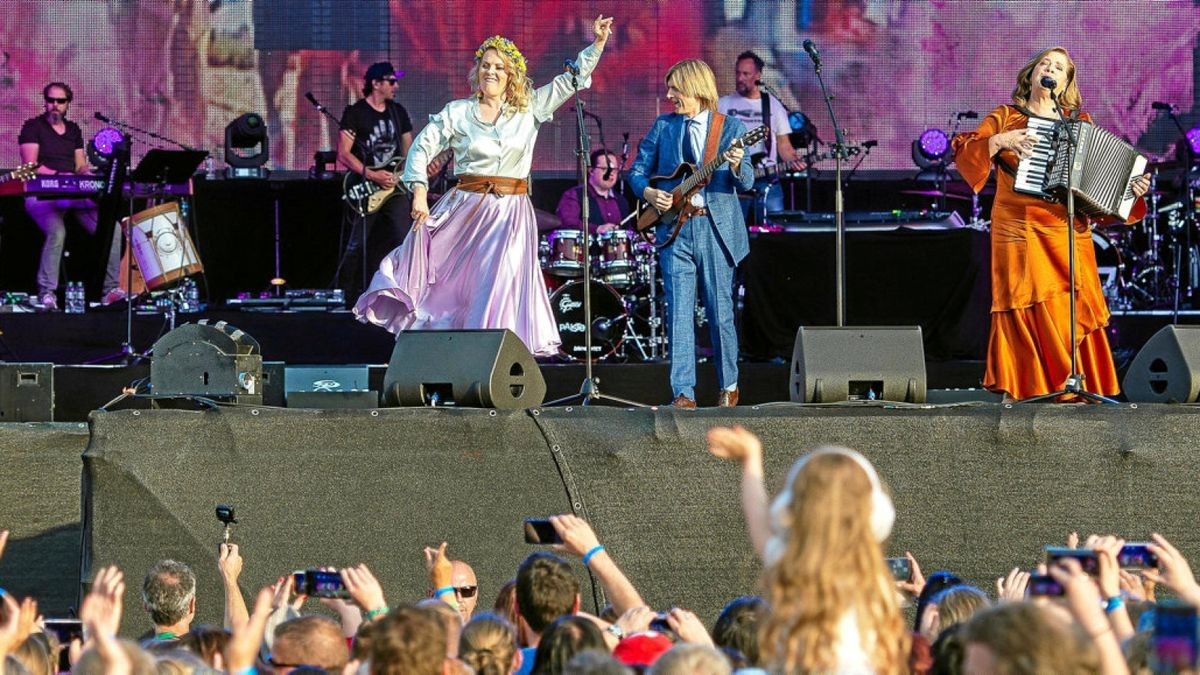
3, 402, 1200, 634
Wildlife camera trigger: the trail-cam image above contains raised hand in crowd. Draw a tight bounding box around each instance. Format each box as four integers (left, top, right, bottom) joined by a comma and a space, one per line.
1086, 534, 1134, 641
550, 513, 646, 616
1066, 531, 1080, 549
1118, 568, 1153, 602
424, 541, 457, 608
270, 572, 306, 615
342, 563, 389, 621
1145, 532, 1200, 605
75, 565, 131, 674
897, 551, 925, 597
664, 607, 714, 647
224, 586, 274, 673
0, 529, 7, 562
218, 542, 249, 632
1047, 557, 1129, 675
313, 566, 364, 638
995, 567, 1030, 603
707, 425, 770, 559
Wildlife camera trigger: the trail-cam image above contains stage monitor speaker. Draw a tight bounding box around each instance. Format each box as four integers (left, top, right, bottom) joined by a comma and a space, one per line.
1122, 325, 1200, 403
151, 321, 263, 404
790, 326, 926, 403
0, 363, 54, 422
383, 330, 545, 409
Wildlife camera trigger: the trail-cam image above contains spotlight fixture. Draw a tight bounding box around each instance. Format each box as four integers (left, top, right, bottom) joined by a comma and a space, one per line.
88, 127, 127, 169
1188, 126, 1200, 155
224, 112, 269, 178
913, 128, 950, 165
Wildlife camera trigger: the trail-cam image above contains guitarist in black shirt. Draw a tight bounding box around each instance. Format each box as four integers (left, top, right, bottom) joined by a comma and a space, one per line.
336, 62, 415, 301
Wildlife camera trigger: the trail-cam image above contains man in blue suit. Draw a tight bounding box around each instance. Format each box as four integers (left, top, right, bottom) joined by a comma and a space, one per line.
630, 59, 754, 408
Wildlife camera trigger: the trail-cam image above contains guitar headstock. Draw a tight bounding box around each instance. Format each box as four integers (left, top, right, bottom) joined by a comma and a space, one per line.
10, 162, 37, 181
738, 126, 770, 148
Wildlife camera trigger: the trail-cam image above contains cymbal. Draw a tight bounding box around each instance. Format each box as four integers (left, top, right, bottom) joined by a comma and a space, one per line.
535, 208, 562, 232
899, 189, 971, 202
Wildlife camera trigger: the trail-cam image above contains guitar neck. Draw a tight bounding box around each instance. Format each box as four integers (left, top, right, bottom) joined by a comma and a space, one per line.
680, 146, 735, 193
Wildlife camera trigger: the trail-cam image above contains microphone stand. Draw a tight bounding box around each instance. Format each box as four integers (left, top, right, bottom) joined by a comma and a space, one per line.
547, 68, 646, 408
806, 45, 850, 325
1164, 106, 1197, 318
307, 93, 373, 295
1020, 93, 1118, 404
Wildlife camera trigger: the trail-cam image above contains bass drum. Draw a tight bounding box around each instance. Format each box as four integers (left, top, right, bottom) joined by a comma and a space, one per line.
549, 280, 626, 361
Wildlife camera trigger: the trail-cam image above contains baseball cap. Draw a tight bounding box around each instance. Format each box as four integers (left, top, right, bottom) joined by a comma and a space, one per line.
612, 631, 674, 667
365, 62, 403, 82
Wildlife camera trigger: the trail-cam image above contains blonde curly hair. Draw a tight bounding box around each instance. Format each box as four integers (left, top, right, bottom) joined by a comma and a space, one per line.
469, 35, 532, 113
760, 450, 910, 674
1012, 46, 1082, 112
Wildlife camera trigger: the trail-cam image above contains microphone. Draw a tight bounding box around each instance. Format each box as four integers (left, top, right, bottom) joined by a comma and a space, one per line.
94, 111, 110, 123
564, 58, 580, 76
1152, 101, 1176, 111
862, 139, 878, 149
803, 39, 820, 65
621, 132, 629, 160
1039, 76, 1058, 96
592, 316, 614, 340
603, 159, 614, 181
304, 91, 325, 112
956, 110, 978, 119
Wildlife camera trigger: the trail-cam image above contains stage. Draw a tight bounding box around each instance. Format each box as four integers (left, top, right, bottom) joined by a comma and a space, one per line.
3, 402, 1200, 636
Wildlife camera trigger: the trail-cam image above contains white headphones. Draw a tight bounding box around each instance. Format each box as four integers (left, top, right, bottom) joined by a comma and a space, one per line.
764, 446, 895, 566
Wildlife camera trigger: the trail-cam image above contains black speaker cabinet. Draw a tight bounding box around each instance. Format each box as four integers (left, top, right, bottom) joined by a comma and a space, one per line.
790, 326, 927, 403
383, 329, 546, 409
150, 321, 263, 404
0, 363, 54, 422
1123, 325, 1200, 403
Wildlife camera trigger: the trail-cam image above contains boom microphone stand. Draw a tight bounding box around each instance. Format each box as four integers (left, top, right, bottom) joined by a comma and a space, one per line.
547, 62, 646, 408
1020, 79, 1118, 404
804, 39, 850, 325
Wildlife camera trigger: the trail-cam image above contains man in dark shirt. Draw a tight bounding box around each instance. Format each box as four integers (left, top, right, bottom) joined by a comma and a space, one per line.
555, 149, 630, 235
18, 82, 123, 311
336, 61, 414, 301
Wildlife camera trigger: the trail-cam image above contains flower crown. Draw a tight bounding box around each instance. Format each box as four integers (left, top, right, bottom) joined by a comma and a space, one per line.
475, 35, 527, 78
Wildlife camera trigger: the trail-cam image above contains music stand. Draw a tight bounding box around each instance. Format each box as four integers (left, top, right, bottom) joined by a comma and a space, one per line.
86, 149, 208, 365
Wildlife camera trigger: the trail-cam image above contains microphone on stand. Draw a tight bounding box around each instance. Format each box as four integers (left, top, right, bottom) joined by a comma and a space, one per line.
564, 59, 580, 76
94, 111, 111, 123
862, 140, 878, 149
1040, 76, 1058, 98
802, 39, 821, 66
603, 155, 614, 181
1151, 101, 1176, 111
956, 111, 978, 119
304, 92, 326, 112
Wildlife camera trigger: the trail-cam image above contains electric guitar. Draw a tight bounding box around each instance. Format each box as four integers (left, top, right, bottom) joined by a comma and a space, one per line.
343, 150, 452, 216
0, 162, 37, 185
635, 125, 769, 245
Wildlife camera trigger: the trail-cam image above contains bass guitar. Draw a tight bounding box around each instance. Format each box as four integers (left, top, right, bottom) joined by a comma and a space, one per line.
343, 150, 451, 216
635, 125, 769, 245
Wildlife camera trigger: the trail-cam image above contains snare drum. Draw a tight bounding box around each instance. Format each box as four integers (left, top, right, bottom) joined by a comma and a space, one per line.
125, 203, 203, 290
543, 229, 587, 277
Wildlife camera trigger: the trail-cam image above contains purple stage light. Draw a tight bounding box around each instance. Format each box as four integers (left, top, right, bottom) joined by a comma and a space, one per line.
92, 127, 125, 156
1188, 126, 1200, 155
917, 128, 949, 160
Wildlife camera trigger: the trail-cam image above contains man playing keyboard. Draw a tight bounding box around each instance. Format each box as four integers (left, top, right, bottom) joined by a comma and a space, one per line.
18, 81, 124, 311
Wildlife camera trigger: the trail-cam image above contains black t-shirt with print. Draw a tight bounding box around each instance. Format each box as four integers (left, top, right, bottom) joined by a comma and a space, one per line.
339, 99, 413, 168
18, 115, 84, 173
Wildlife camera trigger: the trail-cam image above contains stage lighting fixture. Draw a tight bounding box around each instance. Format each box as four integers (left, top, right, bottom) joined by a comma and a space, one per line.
224, 112, 270, 178
88, 127, 127, 169
1188, 126, 1200, 155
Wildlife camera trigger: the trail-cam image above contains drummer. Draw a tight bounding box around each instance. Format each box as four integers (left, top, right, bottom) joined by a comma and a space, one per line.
555, 148, 629, 235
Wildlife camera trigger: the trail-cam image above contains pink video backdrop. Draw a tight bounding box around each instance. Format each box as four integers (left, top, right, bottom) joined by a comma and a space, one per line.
0, 0, 1196, 173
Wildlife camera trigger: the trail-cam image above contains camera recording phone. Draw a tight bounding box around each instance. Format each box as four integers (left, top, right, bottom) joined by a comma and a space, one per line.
44, 618, 84, 671
1044, 546, 1100, 575
1118, 542, 1159, 569
292, 569, 350, 599
886, 557, 912, 582
1153, 602, 1199, 672
523, 518, 562, 545
1026, 574, 1065, 598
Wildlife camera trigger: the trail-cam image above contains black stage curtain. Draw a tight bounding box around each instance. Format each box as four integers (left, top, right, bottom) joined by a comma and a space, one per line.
741, 229, 991, 360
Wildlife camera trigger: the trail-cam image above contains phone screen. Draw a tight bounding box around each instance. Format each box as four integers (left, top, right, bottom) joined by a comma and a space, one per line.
1119, 543, 1159, 569
1154, 603, 1199, 672
886, 557, 911, 582
1026, 574, 1065, 598
523, 518, 562, 545
1045, 546, 1100, 575
44, 619, 84, 672
294, 569, 350, 598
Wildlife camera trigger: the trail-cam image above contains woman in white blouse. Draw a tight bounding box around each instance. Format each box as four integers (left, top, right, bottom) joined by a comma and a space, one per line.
353, 16, 614, 357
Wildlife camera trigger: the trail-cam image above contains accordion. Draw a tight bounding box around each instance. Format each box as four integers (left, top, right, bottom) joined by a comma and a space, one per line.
1013, 116, 1146, 220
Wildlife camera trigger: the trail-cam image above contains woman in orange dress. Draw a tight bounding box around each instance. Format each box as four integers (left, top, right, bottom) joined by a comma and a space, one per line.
952, 47, 1150, 401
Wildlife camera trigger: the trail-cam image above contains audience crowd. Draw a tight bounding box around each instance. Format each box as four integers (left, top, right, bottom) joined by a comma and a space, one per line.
1, 424, 1197, 673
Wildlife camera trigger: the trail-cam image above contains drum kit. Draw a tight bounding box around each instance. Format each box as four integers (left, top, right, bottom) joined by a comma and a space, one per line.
539, 227, 668, 362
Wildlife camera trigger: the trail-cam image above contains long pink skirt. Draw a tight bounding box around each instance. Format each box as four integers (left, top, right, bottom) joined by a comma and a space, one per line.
353, 188, 562, 357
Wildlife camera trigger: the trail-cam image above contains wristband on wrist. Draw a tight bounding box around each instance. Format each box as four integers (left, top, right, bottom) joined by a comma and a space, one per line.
365, 606, 390, 620
232, 668, 257, 675
1104, 595, 1124, 613
582, 545, 605, 566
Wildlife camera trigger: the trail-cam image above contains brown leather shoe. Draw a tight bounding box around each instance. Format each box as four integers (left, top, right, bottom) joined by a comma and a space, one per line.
717, 388, 739, 408
671, 394, 697, 409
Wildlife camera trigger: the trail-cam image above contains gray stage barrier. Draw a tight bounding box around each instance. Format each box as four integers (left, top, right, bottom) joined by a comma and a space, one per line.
0, 422, 90, 614
83, 404, 1200, 636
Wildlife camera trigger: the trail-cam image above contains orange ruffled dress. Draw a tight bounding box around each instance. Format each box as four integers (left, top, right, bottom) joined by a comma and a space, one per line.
951, 105, 1146, 400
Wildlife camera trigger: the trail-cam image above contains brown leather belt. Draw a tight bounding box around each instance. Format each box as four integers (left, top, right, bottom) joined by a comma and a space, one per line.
689, 207, 709, 218
456, 175, 528, 195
